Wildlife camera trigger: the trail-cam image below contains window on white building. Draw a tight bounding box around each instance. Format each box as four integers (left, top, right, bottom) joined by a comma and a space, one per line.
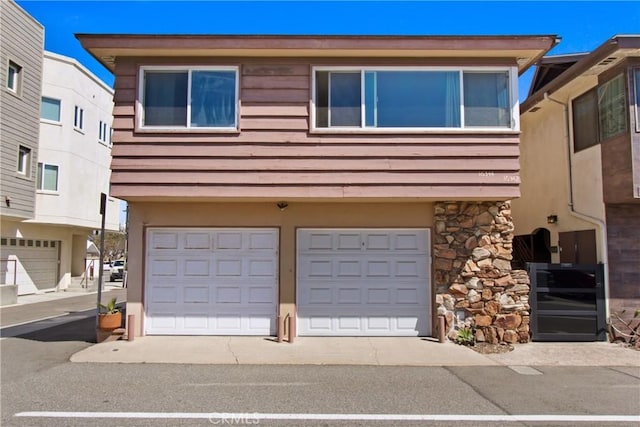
74, 105, 84, 131
98, 120, 109, 143
41, 97, 61, 122
37, 163, 59, 192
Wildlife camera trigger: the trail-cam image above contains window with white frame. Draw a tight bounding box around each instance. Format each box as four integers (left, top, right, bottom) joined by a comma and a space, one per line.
37, 163, 58, 191
17, 145, 31, 176
74, 105, 84, 131
6, 61, 22, 93
41, 97, 61, 122
140, 66, 238, 129
98, 120, 109, 143
313, 67, 514, 130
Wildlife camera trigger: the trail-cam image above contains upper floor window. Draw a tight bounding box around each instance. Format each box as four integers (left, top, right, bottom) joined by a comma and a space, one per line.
572, 73, 628, 152
572, 89, 599, 152
37, 163, 59, 192
598, 74, 626, 140
17, 145, 31, 176
313, 67, 515, 131
139, 66, 239, 130
6, 61, 22, 94
98, 120, 109, 144
74, 105, 84, 131
41, 97, 61, 122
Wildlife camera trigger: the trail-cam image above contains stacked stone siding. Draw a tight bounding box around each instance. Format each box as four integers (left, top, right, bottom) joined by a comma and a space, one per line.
434, 201, 531, 344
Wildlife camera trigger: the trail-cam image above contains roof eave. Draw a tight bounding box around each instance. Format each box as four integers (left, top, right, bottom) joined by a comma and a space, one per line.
76, 34, 558, 74
522, 35, 640, 112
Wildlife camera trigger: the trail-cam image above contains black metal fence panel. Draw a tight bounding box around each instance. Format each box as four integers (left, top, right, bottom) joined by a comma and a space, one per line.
528, 263, 606, 342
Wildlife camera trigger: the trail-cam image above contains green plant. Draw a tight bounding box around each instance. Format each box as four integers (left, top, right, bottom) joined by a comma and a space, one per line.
98, 297, 120, 315
456, 326, 475, 346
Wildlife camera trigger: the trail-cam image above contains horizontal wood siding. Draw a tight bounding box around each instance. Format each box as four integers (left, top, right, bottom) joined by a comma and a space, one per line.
0, 1, 43, 219
110, 57, 521, 200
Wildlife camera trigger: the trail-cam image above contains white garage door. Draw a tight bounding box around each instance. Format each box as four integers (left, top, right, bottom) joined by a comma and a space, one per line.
1, 238, 59, 295
297, 229, 430, 336
145, 228, 278, 335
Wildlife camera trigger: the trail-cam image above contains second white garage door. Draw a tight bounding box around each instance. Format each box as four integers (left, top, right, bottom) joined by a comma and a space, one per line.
145, 228, 278, 335
297, 229, 430, 336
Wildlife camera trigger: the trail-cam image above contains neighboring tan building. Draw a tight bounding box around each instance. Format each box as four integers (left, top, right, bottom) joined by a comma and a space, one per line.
513, 35, 640, 326
78, 34, 556, 341
1, 49, 121, 296
0, 0, 44, 302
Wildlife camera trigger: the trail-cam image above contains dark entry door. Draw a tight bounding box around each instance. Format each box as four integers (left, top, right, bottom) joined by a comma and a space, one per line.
559, 229, 597, 264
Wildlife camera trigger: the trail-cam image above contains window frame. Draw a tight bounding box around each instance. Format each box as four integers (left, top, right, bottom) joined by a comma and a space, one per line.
597, 73, 627, 141
98, 120, 109, 144
17, 145, 31, 177
137, 65, 240, 132
36, 162, 59, 193
311, 65, 519, 133
74, 105, 85, 132
570, 72, 630, 153
40, 96, 62, 123
6, 60, 22, 94
633, 68, 640, 133
571, 88, 599, 153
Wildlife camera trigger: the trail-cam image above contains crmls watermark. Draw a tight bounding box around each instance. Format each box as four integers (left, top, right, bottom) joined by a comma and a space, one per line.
208, 413, 260, 425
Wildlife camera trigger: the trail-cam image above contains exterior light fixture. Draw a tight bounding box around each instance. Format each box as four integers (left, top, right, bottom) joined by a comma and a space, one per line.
547, 215, 558, 224
277, 201, 288, 211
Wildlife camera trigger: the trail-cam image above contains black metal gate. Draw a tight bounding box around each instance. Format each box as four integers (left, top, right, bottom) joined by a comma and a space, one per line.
528, 263, 607, 341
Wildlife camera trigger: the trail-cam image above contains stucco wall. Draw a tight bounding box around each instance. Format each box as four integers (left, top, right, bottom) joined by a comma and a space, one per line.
125, 201, 434, 336
36, 52, 120, 231
513, 77, 606, 263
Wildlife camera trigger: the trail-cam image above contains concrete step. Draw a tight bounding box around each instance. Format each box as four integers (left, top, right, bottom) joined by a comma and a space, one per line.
66, 277, 98, 293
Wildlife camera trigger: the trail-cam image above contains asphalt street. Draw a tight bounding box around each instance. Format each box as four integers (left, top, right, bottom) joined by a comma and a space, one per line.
1, 311, 639, 427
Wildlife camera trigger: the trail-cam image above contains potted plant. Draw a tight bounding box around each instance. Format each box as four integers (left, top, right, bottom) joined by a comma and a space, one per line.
97, 297, 122, 331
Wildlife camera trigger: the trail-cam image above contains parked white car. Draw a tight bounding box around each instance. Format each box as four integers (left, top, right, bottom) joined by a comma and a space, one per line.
110, 259, 125, 282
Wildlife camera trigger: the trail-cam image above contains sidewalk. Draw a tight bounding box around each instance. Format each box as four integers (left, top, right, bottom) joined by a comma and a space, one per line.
70, 336, 640, 367
0, 287, 126, 336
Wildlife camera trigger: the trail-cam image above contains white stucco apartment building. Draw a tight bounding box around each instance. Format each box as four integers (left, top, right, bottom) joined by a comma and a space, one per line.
2, 51, 121, 295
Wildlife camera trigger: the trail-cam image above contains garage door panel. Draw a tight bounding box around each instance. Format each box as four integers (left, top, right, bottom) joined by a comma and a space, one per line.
248, 259, 276, 276
148, 259, 179, 277
298, 229, 430, 336
248, 286, 276, 304
146, 228, 278, 336
184, 232, 211, 249
149, 286, 179, 303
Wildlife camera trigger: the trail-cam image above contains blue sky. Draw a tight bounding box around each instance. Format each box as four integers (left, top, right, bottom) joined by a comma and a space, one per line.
16, 0, 640, 101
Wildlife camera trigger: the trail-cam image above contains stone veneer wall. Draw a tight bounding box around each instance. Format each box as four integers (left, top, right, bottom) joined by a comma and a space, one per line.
434, 201, 531, 344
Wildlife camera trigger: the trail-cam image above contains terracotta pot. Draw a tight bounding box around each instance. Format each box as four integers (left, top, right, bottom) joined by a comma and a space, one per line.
98, 312, 122, 331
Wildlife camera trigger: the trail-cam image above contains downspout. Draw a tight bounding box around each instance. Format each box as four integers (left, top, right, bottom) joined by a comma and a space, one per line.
543, 92, 610, 321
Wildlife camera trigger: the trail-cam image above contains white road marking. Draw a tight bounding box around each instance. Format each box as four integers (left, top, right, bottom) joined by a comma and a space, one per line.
14, 411, 640, 422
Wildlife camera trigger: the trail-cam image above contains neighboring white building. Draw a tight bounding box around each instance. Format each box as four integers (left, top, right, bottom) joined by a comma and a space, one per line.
2, 51, 121, 295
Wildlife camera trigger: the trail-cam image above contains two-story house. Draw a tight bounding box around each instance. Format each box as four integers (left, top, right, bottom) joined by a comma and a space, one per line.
512, 35, 640, 326
78, 34, 556, 341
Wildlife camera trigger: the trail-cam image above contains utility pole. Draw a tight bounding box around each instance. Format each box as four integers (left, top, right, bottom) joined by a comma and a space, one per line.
96, 193, 107, 328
